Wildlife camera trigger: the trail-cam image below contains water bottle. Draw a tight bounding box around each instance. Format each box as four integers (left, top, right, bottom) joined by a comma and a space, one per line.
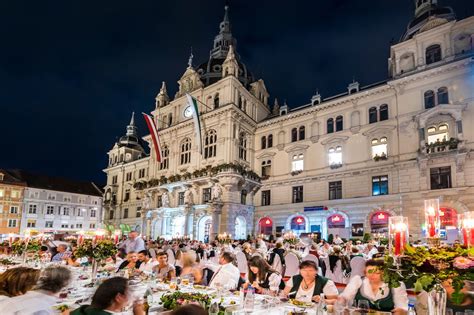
408, 303, 416, 315
244, 285, 255, 311
209, 301, 219, 315
317, 293, 327, 315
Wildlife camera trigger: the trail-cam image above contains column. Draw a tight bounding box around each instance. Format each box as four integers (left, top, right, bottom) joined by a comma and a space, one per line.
184, 206, 192, 236
211, 204, 223, 240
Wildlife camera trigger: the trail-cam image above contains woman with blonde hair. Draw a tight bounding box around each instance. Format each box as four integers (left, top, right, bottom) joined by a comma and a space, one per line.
0, 267, 41, 302
180, 251, 203, 284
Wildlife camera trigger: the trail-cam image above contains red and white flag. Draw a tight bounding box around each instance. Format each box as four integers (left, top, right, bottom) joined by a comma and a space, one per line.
142, 113, 162, 162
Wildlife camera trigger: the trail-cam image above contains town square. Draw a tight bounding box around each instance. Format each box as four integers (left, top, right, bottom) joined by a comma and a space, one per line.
1, 1, 474, 314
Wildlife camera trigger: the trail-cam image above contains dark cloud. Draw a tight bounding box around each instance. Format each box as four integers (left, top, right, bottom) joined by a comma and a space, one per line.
0, 0, 473, 184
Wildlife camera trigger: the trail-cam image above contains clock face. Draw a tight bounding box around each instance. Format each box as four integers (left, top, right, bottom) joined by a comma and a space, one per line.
183, 106, 193, 118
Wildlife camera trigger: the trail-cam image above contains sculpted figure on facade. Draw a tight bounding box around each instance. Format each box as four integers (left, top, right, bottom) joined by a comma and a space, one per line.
184, 188, 193, 204
142, 192, 152, 210
211, 183, 222, 201
161, 191, 170, 208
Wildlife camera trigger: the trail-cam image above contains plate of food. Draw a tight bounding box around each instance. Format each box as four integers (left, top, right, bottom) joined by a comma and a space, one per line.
288, 299, 314, 308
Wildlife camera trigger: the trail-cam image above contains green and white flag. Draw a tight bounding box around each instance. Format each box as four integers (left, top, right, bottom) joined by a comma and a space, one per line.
186, 93, 203, 155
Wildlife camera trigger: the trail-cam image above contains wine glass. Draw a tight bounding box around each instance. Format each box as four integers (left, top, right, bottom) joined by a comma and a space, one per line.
357, 300, 370, 313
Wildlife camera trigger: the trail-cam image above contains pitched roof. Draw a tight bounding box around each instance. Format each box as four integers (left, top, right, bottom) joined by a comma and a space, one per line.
5, 169, 102, 197
0, 169, 27, 187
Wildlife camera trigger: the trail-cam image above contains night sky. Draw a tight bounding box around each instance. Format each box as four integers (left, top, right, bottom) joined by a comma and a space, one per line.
1, 0, 474, 186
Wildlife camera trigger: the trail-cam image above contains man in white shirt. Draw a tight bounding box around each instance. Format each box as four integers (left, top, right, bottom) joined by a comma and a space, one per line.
138, 250, 158, 273
333, 234, 344, 245
365, 243, 379, 259
208, 252, 240, 290
119, 231, 145, 254
0, 265, 72, 315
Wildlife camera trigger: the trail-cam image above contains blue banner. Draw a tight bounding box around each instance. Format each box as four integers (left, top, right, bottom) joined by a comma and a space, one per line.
304, 206, 328, 212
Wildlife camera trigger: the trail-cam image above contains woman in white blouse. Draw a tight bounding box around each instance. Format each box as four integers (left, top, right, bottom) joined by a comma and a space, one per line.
243, 256, 283, 295
283, 260, 339, 304
338, 259, 408, 314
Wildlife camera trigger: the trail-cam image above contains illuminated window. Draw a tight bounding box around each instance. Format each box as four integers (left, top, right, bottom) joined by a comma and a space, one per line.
291, 154, 304, 172
328, 146, 342, 166
427, 124, 449, 144
371, 138, 388, 158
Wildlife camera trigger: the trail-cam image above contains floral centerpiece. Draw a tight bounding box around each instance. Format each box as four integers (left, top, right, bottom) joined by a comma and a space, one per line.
11, 239, 41, 256
383, 244, 474, 305
160, 292, 224, 314
74, 239, 117, 261
283, 231, 299, 246
74, 239, 117, 282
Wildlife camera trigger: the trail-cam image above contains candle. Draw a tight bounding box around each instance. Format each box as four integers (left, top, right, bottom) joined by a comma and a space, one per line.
114, 230, 120, 245
424, 200, 440, 239
389, 216, 408, 257
8, 233, 13, 247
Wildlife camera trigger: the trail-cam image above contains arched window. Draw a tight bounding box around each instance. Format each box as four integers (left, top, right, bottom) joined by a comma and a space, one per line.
261, 160, 271, 177
424, 90, 435, 109
160, 146, 169, 170
290, 216, 306, 232
427, 124, 449, 144
238, 96, 243, 109
426, 44, 442, 65
243, 100, 247, 113
370, 211, 390, 232
239, 132, 247, 161
119, 154, 124, 162
371, 137, 388, 159
291, 128, 298, 142
168, 113, 173, 126
299, 126, 305, 140
328, 146, 342, 167
180, 138, 191, 165
327, 118, 334, 134
379, 104, 389, 121
369, 107, 378, 124
437, 87, 449, 105
204, 130, 217, 159
259, 217, 273, 235
214, 93, 220, 109
291, 154, 304, 172
261, 136, 267, 149
335, 115, 343, 132
267, 134, 273, 148
327, 214, 345, 229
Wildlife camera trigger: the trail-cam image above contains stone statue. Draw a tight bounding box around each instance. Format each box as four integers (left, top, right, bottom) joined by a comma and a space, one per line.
212, 183, 222, 201
161, 191, 170, 208
184, 188, 193, 204
142, 192, 151, 209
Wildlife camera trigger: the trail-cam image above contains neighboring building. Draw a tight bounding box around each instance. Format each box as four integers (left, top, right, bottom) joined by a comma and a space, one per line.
4, 170, 103, 234
104, 1, 474, 241
0, 170, 26, 235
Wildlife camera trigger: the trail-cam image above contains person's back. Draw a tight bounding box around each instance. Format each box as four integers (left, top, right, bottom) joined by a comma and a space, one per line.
0, 265, 71, 315
71, 277, 144, 315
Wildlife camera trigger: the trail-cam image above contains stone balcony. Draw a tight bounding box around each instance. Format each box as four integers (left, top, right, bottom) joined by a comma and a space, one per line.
422, 138, 461, 156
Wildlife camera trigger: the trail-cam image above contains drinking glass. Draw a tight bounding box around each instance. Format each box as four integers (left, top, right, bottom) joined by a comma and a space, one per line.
333, 299, 346, 315
357, 300, 370, 313
445, 309, 453, 315
170, 277, 177, 290
188, 275, 194, 287
465, 310, 474, 315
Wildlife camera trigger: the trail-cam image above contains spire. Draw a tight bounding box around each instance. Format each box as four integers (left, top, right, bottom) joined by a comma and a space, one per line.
210, 4, 237, 59
272, 98, 280, 115
222, 45, 239, 77
221, 5, 231, 33
187, 47, 194, 68
155, 81, 170, 108
126, 112, 137, 136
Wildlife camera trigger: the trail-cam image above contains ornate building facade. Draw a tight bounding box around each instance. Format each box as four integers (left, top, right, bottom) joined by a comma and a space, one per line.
0, 170, 26, 235
103, 1, 474, 241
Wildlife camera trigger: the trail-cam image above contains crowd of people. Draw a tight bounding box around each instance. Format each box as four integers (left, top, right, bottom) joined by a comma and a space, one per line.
0, 232, 412, 314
